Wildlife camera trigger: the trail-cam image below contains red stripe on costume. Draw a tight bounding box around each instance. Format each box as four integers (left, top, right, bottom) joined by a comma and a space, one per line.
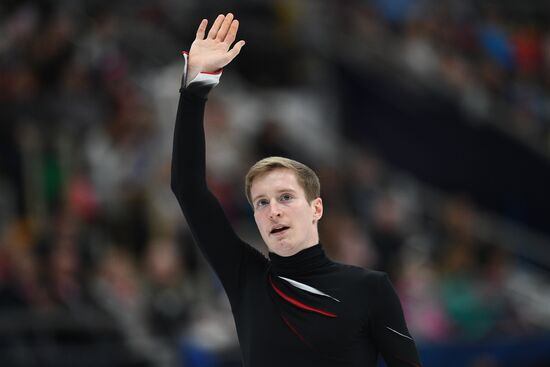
281, 315, 306, 342
269, 277, 337, 318
201, 69, 223, 75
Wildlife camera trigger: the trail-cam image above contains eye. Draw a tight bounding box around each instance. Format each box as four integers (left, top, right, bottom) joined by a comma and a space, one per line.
255, 198, 269, 209
280, 193, 292, 201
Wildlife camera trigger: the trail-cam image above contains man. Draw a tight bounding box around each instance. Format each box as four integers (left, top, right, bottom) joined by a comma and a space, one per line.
171, 13, 421, 367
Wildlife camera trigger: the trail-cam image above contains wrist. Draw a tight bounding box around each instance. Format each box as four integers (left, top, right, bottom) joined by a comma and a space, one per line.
180, 51, 222, 96
187, 66, 201, 85
181, 51, 200, 84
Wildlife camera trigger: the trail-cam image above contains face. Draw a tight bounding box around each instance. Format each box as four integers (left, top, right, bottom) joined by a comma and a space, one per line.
250, 168, 323, 257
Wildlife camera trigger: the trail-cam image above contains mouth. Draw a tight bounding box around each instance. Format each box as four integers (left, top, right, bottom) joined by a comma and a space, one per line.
270, 225, 290, 236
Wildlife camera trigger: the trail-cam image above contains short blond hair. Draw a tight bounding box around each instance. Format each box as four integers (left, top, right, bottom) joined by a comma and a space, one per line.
245, 156, 320, 205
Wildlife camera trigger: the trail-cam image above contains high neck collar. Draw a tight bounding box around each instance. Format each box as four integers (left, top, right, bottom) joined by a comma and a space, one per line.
269, 244, 332, 276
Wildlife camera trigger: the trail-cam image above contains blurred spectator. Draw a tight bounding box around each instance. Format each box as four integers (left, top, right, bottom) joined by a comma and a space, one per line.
143, 237, 195, 342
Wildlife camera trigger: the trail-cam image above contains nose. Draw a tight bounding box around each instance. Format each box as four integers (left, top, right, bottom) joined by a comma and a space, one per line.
269, 201, 282, 219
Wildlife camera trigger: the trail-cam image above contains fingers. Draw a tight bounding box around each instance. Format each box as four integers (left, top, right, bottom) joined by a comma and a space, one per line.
224, 19, 239, 45
207, 14, 225, 39
216, 13, 234, 41
196, 19, 207, 40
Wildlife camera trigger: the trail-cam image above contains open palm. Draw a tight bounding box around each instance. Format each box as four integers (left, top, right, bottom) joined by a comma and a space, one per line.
188, 13, 245, 81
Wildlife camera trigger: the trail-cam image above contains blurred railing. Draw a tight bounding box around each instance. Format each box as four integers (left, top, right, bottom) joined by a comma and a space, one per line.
416, 333, 550, 367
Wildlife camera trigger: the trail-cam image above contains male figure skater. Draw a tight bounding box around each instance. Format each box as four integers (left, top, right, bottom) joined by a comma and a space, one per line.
171, 13, 421, 367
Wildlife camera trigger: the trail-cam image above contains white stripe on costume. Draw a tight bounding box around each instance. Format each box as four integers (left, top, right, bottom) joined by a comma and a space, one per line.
386, 326, 413, 341
278, 276, 341, 302
187, 70, 222, 87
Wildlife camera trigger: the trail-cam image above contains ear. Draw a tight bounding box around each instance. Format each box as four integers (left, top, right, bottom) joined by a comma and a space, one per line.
311, 197, 323, 223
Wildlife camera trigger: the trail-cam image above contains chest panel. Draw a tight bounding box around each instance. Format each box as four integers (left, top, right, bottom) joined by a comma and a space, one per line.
237, 271, 373, 365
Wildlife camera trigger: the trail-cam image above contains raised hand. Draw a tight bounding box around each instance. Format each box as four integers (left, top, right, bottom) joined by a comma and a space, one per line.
187, 13, 245, 82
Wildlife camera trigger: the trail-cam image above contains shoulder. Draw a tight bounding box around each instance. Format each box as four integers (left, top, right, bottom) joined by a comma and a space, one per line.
334, 262, 387, 280
332, 263, 389, 290
330, 265, 396, 319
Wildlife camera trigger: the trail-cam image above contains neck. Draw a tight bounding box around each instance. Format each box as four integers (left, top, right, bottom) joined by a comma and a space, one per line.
269, 244, 332, 276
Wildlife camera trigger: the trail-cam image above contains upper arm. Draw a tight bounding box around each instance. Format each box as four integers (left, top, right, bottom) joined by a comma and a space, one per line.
369, 273, 422, 367
176, 184, 262, 295
170, 87, 266, 298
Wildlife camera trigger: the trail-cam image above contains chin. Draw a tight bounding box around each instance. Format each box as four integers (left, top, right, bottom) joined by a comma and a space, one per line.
267, 240, 295, 256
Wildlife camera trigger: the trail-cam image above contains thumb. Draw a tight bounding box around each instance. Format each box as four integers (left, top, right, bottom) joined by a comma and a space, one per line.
227, 40, 245, 62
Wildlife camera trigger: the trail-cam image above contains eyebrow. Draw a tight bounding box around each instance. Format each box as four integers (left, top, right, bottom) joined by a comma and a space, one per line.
252, 188, 297, 204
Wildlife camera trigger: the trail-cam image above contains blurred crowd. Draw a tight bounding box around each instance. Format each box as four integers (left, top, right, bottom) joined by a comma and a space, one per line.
349, 0, 550, 155
1, 1, 550, 367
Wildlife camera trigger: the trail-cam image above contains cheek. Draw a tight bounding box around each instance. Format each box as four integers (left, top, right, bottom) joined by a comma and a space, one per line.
254, 213, 265, 230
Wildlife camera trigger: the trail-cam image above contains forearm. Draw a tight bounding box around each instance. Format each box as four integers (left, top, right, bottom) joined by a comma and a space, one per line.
170, 50, 221, 197
170, 89, 207, 199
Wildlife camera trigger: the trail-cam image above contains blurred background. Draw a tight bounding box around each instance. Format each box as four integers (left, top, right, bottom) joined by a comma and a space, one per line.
1, 0, 550, 366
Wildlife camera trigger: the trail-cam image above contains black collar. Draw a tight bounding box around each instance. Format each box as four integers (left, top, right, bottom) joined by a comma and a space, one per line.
269, 244, 332, 276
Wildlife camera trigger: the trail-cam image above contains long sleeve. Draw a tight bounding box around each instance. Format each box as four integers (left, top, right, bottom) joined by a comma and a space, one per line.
170, 56, 266, 298
370, 273, 422, 367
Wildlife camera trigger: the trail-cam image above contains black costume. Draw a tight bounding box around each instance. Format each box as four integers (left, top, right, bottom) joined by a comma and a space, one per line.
171, 56, 421, 367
